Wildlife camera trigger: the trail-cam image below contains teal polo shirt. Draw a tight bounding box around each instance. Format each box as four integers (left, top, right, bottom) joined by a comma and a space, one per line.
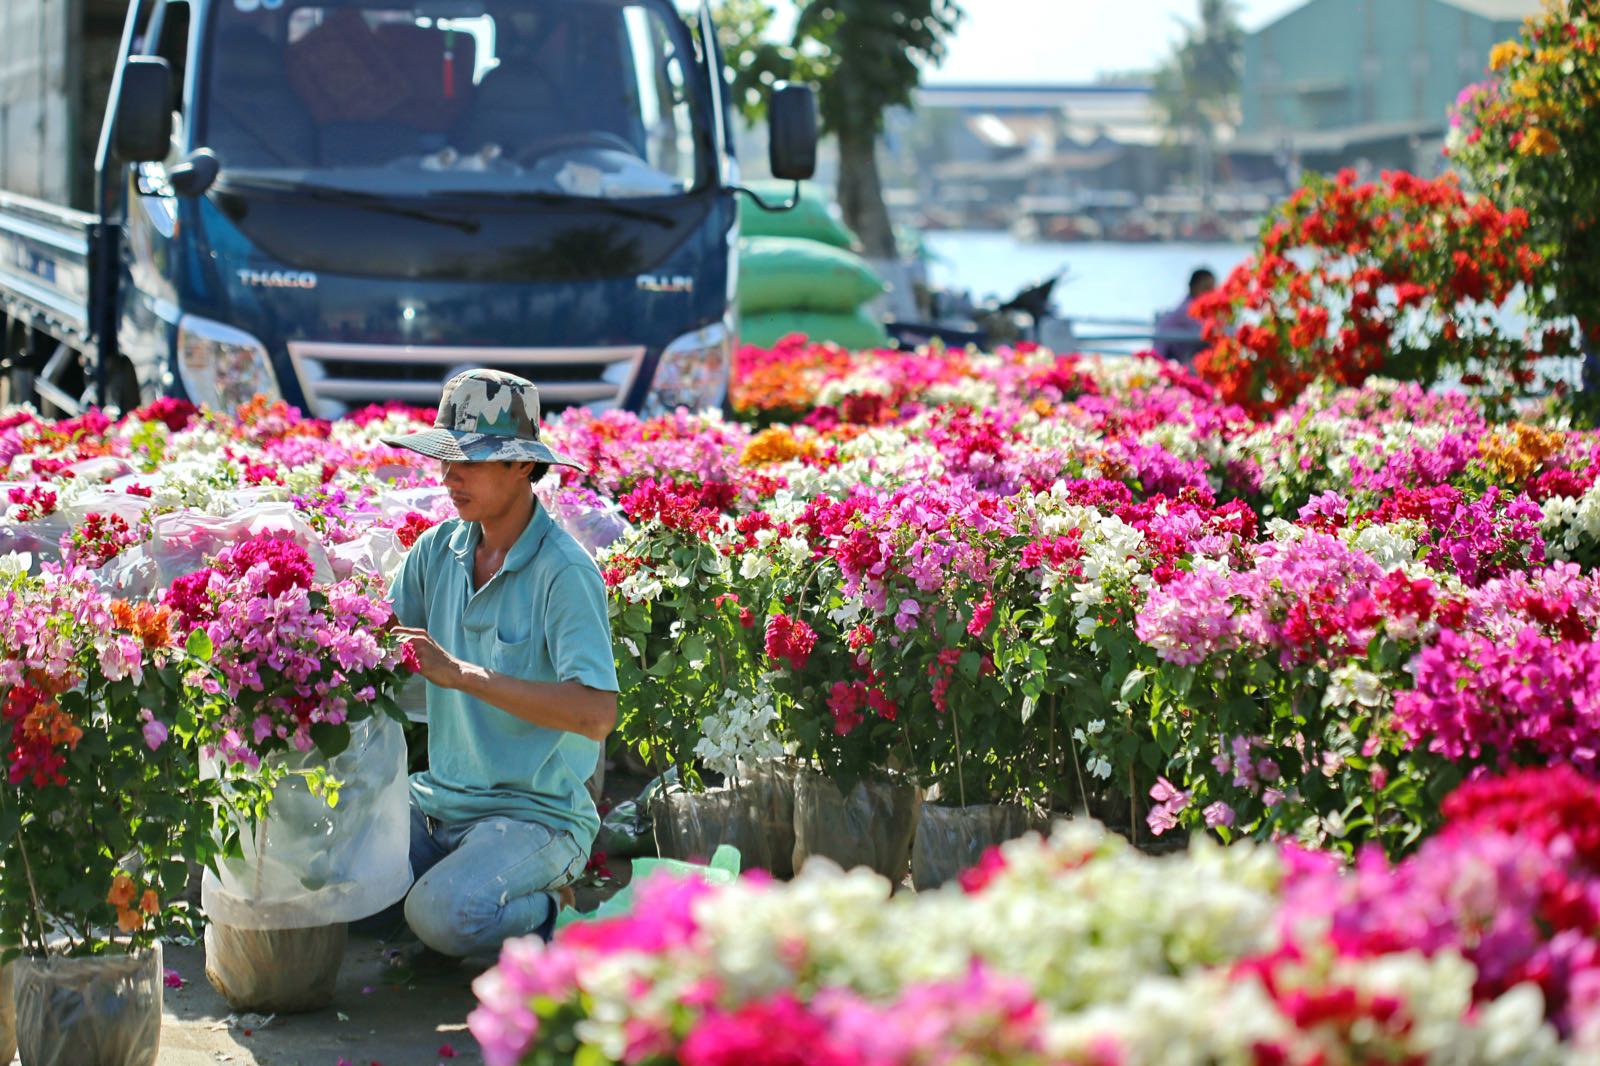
389, 505, 618, 847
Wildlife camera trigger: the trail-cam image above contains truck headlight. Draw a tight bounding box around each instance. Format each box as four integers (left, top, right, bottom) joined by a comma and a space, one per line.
643, 318, 733, 416
176, 315, 282, 413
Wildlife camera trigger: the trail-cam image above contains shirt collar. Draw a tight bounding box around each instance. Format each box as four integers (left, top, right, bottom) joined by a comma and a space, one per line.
447, 505, 554, 574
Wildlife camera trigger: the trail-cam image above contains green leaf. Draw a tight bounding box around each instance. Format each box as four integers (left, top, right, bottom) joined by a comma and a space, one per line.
1120, 669, 1148, 705
186, 628, 214, 662
309, 721, 352, 758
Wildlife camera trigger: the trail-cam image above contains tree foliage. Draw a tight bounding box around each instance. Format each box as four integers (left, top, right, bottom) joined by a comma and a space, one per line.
714, 0, 963, 258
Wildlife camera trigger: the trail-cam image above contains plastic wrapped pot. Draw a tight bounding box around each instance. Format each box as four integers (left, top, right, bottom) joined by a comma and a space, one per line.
792, 770, 921, 883
0, 959, 15, 1065
13, 944, 162, 1066
653, 763, 797, 878
204, 922, 347, 1014
911, 803, 1045, 891
202, 715, 412, 929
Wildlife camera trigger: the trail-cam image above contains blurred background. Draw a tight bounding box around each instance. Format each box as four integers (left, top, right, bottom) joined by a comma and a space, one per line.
716, 0, 1538, 330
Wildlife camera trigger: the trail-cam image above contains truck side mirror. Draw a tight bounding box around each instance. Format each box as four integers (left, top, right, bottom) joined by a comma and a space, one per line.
768, 83, 818, 182
114, 56, 174, 163
169, 149, 220, 197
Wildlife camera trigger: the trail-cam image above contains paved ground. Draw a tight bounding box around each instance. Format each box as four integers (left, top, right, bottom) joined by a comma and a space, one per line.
153, 928, 488, 1066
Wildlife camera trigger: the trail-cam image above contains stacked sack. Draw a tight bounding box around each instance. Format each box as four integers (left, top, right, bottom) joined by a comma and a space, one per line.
737, 180, 891, 350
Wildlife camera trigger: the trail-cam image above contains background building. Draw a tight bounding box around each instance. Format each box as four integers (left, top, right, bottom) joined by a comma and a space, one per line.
1233, 0, 1540, 178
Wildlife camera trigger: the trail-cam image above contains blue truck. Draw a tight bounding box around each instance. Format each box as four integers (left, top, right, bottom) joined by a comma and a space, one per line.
0, 0, 815, 418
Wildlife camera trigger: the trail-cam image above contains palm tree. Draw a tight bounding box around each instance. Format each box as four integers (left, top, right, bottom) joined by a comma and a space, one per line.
716, 0, 963, 259
1155, 0, 1244, 211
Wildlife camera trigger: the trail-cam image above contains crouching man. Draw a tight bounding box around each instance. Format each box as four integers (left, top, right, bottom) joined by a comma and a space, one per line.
383, 369, 616, 965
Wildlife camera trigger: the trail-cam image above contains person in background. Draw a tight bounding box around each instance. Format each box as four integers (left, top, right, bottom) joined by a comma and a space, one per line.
1154, 267, 1217, 366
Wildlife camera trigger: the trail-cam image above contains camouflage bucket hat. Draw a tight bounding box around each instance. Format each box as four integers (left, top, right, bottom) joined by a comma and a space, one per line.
380, 369, 583, 469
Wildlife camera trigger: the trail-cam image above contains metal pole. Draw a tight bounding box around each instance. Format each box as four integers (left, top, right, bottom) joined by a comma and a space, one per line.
89, 0, 151, 409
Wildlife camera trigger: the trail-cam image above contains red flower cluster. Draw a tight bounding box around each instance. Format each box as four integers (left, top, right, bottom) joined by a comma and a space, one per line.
7, 485, 58, 522
395, 511, 438, 549
220, 532, 316, 598
619, 478, 738, 537
3, 679, 81, 788
1193, 170, 1550, 414
764, 613, 816, 672
133, 397, 198, 432
68, 512, 139, 570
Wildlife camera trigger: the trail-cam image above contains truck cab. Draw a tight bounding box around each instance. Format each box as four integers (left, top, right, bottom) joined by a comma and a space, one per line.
0, 0, 817, 418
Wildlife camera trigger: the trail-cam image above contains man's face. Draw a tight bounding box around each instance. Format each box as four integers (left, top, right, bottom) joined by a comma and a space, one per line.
441, 460, 533, 523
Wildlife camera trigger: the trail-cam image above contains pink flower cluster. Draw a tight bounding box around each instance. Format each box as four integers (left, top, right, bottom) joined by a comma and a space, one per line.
162, 532, 411, 764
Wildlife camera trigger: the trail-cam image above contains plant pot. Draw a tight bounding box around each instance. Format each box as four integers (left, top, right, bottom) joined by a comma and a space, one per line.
13, 944, 162, 1066
910, 802, 1046, 891
653, 763, 798, 878
204, 921, 347, 1014
792, 770, 922, 884
0, 959, 16, 1065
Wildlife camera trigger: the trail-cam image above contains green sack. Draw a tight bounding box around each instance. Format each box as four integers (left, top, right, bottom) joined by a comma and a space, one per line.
741, 308, 891, 351
553, 845, 742, 932
739, 237, 887, 316
738, 180, 858, 249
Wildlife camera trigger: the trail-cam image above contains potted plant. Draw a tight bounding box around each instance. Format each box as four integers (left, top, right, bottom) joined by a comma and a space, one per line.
162, 531, 416, 1013
0, 567, 216, 1066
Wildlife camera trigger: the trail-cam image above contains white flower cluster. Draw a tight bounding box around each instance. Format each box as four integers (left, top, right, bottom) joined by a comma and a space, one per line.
544, 817, 1570, 1065
1542, 482, 1600, 561
692, 685, 786, 779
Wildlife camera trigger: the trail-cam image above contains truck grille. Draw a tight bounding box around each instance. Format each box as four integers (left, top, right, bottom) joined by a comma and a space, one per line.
285, 341, 643, 419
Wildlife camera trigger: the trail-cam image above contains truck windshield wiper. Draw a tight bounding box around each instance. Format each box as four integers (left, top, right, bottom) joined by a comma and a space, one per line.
443, 189, 676, 229
215, 175, 483, 234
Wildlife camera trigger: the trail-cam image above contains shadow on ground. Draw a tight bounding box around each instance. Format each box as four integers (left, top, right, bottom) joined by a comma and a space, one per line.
156, 926, 488, 1066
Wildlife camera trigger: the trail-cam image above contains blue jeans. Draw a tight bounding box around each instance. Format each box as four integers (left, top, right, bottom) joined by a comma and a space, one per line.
404, 797, 587, 958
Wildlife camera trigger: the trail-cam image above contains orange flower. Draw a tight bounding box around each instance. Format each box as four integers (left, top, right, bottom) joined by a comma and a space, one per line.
139, 889, 160, 916
1490, 40, 1528, 71
107, 873, 137, 909
740, 427, 809, 467
1518, 127, 1560, 155
21, 699, 83, 750
112, 600, 175, 650
1480, 422, 1564, 482
116, 907, 144, 933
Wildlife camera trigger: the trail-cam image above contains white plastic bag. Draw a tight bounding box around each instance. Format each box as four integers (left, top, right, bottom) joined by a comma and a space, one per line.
147, 502, 334, 587
13, 946, 161, 1066
326, 525, 405, 583
202, 715, 412, 929
542, 489, 632, 559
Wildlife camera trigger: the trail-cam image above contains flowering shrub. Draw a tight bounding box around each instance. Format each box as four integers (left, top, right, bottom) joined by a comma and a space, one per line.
0, 567, 221, 957
1193, 169, 1556, 414
10, 346, 1600, 856
163, 531, 416, 769
1450, 3, 1600, 373
468, 769, 1597, 1065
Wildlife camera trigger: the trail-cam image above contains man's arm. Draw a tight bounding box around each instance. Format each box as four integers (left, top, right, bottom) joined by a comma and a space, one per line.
395, 627, 617, 741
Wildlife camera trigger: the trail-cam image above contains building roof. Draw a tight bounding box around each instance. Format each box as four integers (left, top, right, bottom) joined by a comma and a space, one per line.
1434, 0, 1542, 19
915, 84, 1154, 113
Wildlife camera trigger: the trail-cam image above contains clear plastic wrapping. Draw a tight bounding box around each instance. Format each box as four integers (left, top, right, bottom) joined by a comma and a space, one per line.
791, 771, 922, 884
144, 502, 334, 588
202, 715, 412, 929
12, 945, 162, 1066
1, 959, 16, 1066
910, 803, 1045, 891
652, 764, 797, 878
203, 922, 347, 1014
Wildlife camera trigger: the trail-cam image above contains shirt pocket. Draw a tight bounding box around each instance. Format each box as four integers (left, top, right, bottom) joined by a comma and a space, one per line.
489, 632, 539, 680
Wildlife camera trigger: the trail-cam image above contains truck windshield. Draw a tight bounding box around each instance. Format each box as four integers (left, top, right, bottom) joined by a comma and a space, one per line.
202, 0, 707, 200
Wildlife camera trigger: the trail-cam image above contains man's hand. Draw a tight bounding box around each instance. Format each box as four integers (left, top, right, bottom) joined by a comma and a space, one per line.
394, 627, 465, 689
